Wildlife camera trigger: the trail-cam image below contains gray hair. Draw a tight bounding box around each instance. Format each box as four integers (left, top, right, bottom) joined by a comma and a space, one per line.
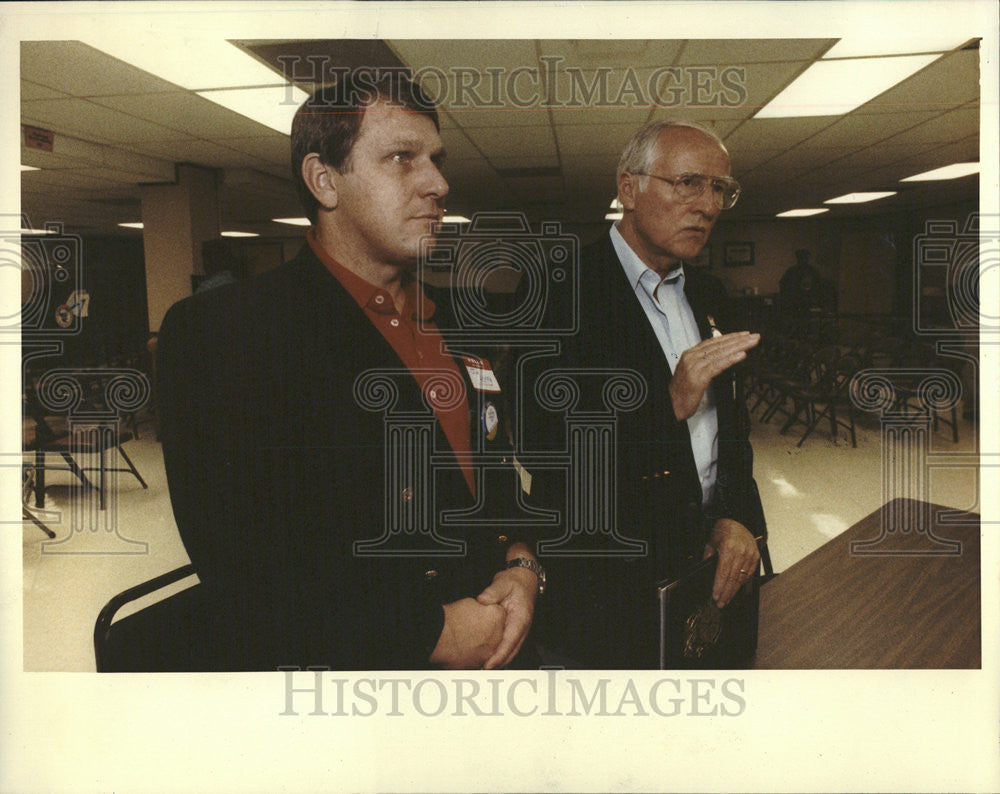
616, 120, 729, 185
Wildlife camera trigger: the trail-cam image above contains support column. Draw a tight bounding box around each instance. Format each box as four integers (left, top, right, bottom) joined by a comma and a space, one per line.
140, 164, 220, 332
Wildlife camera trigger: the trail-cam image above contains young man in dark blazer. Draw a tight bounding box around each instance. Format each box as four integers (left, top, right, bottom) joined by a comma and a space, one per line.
526, 121, 765, 668
158, 73, 542, 671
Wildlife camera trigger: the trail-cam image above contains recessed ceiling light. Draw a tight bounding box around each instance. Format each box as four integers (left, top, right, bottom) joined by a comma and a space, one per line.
118, 222, 144, 229
221, 231, 259, 238
776, 209, 829, 218
21, 164, 40, 172
442, 215, 471, 224
755, 54, 940, 118
83, 37, 284, 91
196, 85, 307, 136
272, 217, 311, 227
900, 162, 980, 181
824, 191, 897, 204
605, 212, 623, 221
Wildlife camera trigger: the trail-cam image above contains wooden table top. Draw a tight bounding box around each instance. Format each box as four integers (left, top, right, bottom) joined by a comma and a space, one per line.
755, 498, 981, 669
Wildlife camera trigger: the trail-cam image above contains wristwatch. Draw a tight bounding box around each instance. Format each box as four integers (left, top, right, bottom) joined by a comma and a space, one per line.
506, 557, 546, 596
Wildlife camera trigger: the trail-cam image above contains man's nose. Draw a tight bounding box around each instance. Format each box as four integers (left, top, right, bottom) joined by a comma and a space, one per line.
421, 161, 449, 201
691, 183, 720, 217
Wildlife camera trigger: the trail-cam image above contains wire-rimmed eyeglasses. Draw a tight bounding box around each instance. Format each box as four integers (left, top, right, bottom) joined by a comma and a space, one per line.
631, 171, 741, 210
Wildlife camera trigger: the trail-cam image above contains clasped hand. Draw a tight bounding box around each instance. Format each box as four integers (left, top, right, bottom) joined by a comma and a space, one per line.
429, 546, 539, 670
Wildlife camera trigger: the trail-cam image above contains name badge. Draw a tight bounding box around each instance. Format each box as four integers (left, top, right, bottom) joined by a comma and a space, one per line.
462, 355, 501, 392
482, 401, 499, 441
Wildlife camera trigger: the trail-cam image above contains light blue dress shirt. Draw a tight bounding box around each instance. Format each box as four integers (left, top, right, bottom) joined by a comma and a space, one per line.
609, 224, 718, 506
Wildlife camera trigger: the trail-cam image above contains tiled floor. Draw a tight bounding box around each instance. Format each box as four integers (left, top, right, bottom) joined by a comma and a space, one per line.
21, 406, 980, 671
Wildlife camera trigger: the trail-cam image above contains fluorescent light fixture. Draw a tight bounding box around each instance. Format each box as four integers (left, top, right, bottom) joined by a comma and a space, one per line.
755, 54, 940, 118
83, 36, 284, 91
825, 191, 897, 204
824, 34, 973, 59
776, 209, 829, 218
118, 222, 144, 229
21, 164, 39, 172
443, 215, 471, 224
197, 85, 307, 135
900, 162, 980, 181
221, 231, 259, 238
605, 212, 623, 221
21, 227, 57, 235
272, 217, 311, 227
609, 198, 623, 211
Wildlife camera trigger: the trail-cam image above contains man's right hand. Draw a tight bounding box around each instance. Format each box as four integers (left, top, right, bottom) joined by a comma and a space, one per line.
429, 598, 506, 669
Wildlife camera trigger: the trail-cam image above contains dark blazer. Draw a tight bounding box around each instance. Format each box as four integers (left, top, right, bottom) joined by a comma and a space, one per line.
525, 232, 765, 668
158, 242, 520, 670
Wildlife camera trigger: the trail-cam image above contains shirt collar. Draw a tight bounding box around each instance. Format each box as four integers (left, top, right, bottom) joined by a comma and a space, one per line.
307, 228, 436, 321
609, 223, 685, 293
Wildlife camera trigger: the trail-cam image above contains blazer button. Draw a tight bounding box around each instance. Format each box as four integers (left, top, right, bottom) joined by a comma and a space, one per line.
401, 487, 414, 502
496, 534, 508, 544
424, 569, 438, 580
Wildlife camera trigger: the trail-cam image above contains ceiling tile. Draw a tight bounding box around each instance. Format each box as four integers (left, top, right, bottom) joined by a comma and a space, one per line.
677, 39, 836, 65
856, 49, 979, 114
23, 99, 192, 143
754, 146, 856, 177
439, 128, 484, 160
465, 125, 556, 157
20, 147, 89, 170
538, 40, 684, 70
649, 60, 810, 122
797, 110, 941, 148
724, 117, 835, 152
217, 136, 292, 166
555, 123, 640, 155
89, 92, 280, 140
21, 79, 68, 101
21, 41, 180, 96
136, 139, 272, 168
728, 147, 785, 175
882, 105, 980, 147
390, 39, 539, 71
22, 169, 132, 192
449, 107, 551, 128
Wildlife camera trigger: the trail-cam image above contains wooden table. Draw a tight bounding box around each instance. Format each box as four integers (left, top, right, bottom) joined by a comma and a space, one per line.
755, 499, 981, 668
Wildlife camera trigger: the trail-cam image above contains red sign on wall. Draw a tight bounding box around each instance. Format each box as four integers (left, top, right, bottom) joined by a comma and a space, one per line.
23, 125, 54, 152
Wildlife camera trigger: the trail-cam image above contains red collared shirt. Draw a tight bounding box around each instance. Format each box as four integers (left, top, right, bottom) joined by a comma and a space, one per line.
308, 230, 475, 496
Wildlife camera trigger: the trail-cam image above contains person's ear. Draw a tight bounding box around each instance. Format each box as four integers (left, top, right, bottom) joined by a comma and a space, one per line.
618, 171, 638, 211
301, 153, 339, 212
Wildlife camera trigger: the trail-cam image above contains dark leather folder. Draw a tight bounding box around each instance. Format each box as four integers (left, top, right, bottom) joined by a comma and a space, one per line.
657, 547, 761, 670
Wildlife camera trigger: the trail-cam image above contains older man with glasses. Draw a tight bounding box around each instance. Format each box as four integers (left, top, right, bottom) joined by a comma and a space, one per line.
527, 120, 767, 669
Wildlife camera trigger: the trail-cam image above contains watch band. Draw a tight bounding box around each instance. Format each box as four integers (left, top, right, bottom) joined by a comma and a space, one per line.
506, 557, 546, 596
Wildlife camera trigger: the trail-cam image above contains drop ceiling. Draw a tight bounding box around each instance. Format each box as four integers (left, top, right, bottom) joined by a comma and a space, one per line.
20, 38, 981, 237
